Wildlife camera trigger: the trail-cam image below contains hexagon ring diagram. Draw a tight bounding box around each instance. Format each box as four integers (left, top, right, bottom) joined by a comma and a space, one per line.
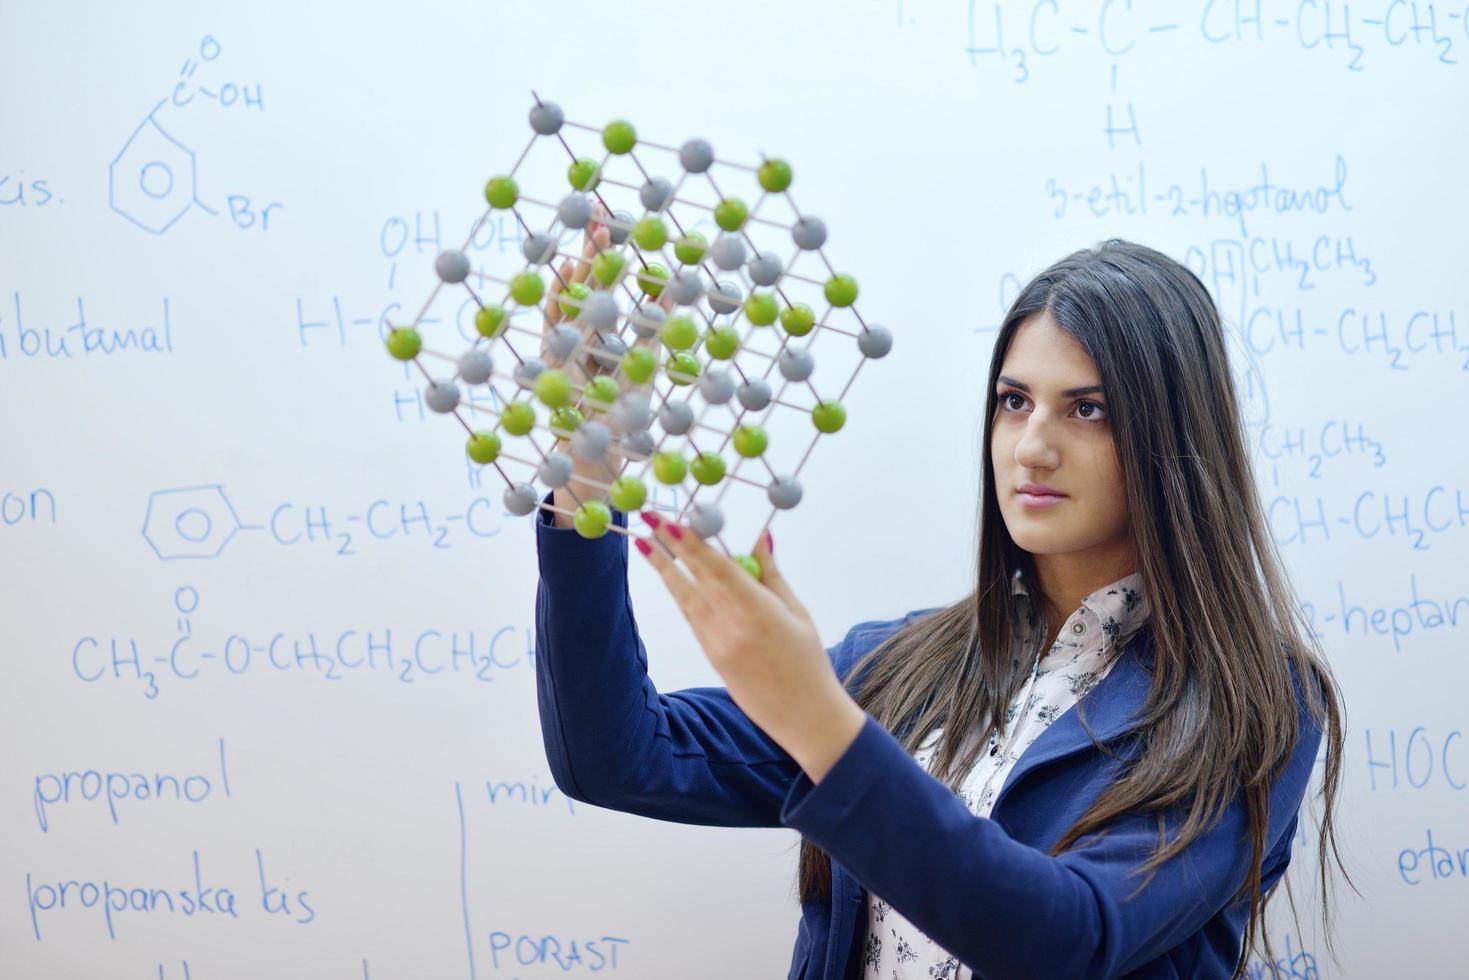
110, 101, 201, 235
142, 485, 244, 560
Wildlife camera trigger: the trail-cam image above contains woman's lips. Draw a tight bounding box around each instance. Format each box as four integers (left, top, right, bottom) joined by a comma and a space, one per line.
1017, 491, 1067, 508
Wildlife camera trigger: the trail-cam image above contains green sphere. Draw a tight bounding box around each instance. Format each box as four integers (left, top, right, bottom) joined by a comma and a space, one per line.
632, 217, 668, 250
824, 274, 859, 307
475, 304, 508, 338
652, 450, 687, 485
780, 303, 816, 336
636, 263, 669, 297
558, 281, 591, 320
690, 452, 726, 486
812, 400, 846, 433
714, 197, 748, 232
744, 293, 778, 326
665, 351, 700, 385
583, 376, 620, 409
466, 430, 501, 464
510, 272, 545, 306
609, 475, 648, 513
549, 405, 584, 436
602, 119, 637, 154
732, 424, 768, 458
534, 368, 572, 408
484, 175, 518, 209
735, 554, 762, 581
674, 232, 708, 265
621, 346, 657, 384
704, 325, 740, 360
386, 326, 421, 361
757, 158, 792, 193
592, 249, 626, 286
573, 500, 613, 539
660, 315, 698, 351
567, 158, 601, 191
501, 401, 536, 435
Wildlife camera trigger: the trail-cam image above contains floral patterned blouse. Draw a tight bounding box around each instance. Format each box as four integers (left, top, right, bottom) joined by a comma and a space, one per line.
861, 568, 1150, 980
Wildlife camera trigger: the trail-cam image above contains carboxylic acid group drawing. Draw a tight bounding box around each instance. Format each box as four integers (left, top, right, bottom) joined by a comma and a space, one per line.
384, 94, 892, 574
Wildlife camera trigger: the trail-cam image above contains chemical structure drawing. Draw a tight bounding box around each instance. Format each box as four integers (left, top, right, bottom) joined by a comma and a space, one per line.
107, 34, 278, 236
142, 485, 248, 561
109, 102, 213, 235
138, 480, 581, 561
384, 94, 894, 566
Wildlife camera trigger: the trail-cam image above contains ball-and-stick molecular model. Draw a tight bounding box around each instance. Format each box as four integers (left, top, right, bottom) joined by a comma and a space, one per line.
384, 93, 892, 576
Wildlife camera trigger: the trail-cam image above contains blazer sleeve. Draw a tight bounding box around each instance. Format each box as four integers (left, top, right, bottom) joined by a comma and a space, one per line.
777, 667, 1326, 979
534, 493, 895, 827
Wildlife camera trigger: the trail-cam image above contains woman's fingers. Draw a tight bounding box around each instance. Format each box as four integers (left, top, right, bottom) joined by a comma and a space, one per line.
576, 203, 608, 282
632, 519, 707, 619
752, 530, 812, 625
640, 511, 751, 600
544, 257, 574, 329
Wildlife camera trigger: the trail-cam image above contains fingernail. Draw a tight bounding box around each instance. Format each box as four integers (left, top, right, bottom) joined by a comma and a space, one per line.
765, 530, 774, 554
640, 510, 661, 528
667, 524, 683, 541
635, 538, 652, 557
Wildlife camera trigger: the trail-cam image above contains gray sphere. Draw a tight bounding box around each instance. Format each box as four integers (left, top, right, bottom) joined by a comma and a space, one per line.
537, 451, 575, 488
514, 356, 547, 388
792, 216, 827, 250
697, 368, 736, 405
767, 474, 803, 509
630, 304, 665, 340
658, 400, 695, 436
457, 348, 494, 384
688, 501, 724, 539
528, 101, 564, 135
708, 280, 742, 315
546, 323, 582, 363
570, 420, 613, 462
640, 177, 675, 212
610, 391, 653, 433
435, 250, 470, 284
747, 251, 783, 286
592, 330, 627, 367
778, 348, 815, 382
558, 193, 592, 230
679, 138, 714, 173
608, 210, 634, 245
667, 269, 704, 306
579, 291, 620, 331
503, 482, 540, 516
710, 234, 747, 271
425, 379, 460, 413
521, 232, 557, 265
736, 378, 772, 411
620, 428, 655, 460
858, 324, 893, 359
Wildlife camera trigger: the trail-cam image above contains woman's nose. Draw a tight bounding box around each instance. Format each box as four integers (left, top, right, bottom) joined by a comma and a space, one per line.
1014, 416, 1060, 469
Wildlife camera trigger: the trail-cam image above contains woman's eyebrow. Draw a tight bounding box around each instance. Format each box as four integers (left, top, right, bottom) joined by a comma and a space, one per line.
997, 375, 1104, 397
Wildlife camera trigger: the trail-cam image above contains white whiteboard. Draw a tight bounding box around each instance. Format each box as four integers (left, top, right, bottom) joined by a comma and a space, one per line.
3, 1, 1466, 977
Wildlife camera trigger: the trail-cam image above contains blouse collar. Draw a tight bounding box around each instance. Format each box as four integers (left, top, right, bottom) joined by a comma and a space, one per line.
1009, 567, 1151, 656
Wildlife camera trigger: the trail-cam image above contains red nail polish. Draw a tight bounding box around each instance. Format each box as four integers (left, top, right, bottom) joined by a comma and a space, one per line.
641, 510, 661, 528
766, 530, 774, 554
667, 523, 683, 541
635, 538, 652, 557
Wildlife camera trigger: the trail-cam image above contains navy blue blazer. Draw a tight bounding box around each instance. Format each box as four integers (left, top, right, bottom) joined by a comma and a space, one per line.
532, 497, 1322, 979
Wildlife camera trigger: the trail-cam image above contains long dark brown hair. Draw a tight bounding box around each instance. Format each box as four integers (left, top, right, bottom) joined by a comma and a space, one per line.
793, 239, 1351, 976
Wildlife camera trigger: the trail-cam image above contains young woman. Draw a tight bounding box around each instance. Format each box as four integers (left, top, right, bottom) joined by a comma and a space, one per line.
531, 219, 1348, 979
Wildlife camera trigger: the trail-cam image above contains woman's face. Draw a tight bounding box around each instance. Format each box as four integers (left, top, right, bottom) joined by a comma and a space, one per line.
989, 311, 1134, 574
